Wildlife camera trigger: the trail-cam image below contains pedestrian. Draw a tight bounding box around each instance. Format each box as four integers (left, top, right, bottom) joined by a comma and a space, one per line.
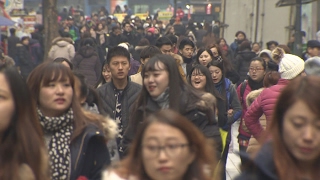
217, 38, 234, 62
244, 47, 305, 142
27, 62, 111, 180
7, 28, 20, 62
234, 41, 257, 85
97, 46, 142, 159
236, 76, 320, 180
258, 49, 279, 71
178, 38, 196, 76
251, 42, 261, 55
0, 65, 49, 180
230, 31, 247, 56
209, 44, 239, 84
95, 60, 112, 88
236, 57, 266, 164
123, 54, 221, 158
208, 61, 242, 180
48, 30, 75, 62
305, 56, 320, 76
130, 45, 162, 85
103, 109, 217, 180
72, 38, 101, 87
16, 36, 34, 80
0, 48, 15, 67
266, 40, 278, 51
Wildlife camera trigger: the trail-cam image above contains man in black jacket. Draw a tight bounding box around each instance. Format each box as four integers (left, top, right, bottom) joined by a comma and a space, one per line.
97, 46, 141, 159
7, 28, 20, 62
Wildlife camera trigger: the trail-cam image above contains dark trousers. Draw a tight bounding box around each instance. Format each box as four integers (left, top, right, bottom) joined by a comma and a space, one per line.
239, 144, 248, 166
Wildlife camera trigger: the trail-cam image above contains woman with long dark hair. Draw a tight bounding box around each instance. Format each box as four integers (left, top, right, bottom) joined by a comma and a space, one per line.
0, 65, 49, 180
122, 54, 221, 156
27, 62, 112, 180
195, 48, 214, 67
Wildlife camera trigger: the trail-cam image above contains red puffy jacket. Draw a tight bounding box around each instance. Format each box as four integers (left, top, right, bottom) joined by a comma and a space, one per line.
244, 79, 289, 139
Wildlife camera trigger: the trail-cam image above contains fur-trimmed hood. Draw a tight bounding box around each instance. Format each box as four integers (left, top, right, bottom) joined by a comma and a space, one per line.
171, 53, 184, 65
246, 88, 265, 107
197, 92, 217, 112
51, 37, 74, 46
101, 115, 118, 140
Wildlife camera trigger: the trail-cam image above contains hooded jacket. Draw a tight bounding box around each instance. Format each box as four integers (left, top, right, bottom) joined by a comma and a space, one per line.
244, 79, 289, 140
48, 37, 75, 61
234, 50, 257, 85
72, 46, 101, 87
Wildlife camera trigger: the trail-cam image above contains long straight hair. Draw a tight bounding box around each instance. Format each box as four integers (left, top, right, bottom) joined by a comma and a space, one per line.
0, 66, 49, 180
270, 76, 320, 180
115, 109, 216, 180
27, 62, 102, 141
131, 54, 205, 128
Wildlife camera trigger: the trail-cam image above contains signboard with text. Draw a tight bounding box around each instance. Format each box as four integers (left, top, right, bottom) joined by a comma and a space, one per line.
158, 11, 173, 20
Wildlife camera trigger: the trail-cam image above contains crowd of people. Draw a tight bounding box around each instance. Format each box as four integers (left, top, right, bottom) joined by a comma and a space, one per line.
1, 6, 320, 180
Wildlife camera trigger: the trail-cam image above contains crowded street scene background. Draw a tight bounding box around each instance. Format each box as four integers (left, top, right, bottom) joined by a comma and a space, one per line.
1, 0, 320, 179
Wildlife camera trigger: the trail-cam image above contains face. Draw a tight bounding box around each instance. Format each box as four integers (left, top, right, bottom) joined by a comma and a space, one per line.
219, 39, 226, 46
169, 27, 174, 34
180, 45, 194, 59
191, 70, 206, 91
268, 44, 277, 51
160, 45, 172, 55
22, 39, 29, 45
108, 56, 130, 81
124, 24, 131, 32
114, 29, 121, 36
260, 54, 271, 62
198, 51, 212, 66
237, 33, 245, 41
38, 78, 73, 117
0, 73, 15, 135
98, 24, 103, 30
102, 64, 112, 82
249, 61, 265, 82
307, 47, 320, 57
210, 47, 219, 57
142, 122, 195, 180
282, 100, 320, 165
144, 62, 169, 98
209, 66, 223, 84
252, 44, 260, 52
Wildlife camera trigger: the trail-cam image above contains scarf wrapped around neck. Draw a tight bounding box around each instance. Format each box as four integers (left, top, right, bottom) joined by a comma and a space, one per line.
38, 108, 74, 180
152, 88, 170, 109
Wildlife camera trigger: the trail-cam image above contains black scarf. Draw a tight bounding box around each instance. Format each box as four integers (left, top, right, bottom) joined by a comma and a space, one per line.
248, 77, 264, 91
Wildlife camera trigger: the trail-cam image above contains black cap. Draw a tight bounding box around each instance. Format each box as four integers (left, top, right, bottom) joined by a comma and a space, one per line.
307, 40, 320, 48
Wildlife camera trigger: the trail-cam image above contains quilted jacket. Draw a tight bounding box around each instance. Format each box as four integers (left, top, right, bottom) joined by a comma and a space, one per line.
244, 79, 289, 139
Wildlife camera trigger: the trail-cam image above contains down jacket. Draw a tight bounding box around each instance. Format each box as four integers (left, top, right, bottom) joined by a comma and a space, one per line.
72, 46, 101, 87
48, 37, 75, 61
244, 79, 289, 140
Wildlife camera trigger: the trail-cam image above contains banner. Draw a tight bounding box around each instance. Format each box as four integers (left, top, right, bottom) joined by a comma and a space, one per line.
113, 13, 127, 23
158, 11, 173, 21
134, 13, 148, 20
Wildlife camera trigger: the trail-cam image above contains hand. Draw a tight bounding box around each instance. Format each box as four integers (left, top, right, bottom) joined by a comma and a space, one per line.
227, 109, 233, 117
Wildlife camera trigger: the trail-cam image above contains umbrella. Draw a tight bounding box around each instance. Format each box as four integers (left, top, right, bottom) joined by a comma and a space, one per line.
0, 16, 15, 26
0, 16, 16, 43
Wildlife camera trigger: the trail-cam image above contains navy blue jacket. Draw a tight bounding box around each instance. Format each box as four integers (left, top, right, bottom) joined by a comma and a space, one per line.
70, 124, 110, 180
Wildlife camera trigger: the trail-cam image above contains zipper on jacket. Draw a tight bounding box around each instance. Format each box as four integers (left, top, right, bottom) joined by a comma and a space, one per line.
74, 131, 89, 171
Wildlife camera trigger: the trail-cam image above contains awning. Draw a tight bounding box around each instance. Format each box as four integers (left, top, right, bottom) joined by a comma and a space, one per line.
276, 0, 316, 7
0, 16, 16, 26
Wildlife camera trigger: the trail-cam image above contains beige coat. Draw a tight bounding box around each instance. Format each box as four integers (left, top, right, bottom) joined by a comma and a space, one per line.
48, 37, 75, 61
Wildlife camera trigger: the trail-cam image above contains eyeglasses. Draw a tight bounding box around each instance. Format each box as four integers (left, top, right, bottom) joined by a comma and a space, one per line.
191, 73, 205, 77
142, 143, 189, 158
249, 67, 264, 72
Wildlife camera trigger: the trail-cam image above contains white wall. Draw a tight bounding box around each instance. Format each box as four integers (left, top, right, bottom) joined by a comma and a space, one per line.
223, 0, 291, 49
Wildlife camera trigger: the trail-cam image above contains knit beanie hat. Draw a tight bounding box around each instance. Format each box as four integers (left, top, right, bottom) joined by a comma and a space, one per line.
278, 53, 305, 79
305, 57, 320, 76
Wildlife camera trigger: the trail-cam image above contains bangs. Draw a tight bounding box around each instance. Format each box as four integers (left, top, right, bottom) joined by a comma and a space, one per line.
40, 65, 74, 86
191, 68, 202, 75
142, 60, 166, 74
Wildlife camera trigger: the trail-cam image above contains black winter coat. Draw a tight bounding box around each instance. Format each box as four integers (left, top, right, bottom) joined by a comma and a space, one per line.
122, 91, 222, 158
70, 124, 110, 180
235, 142, 278, 180
73, 46, 101, 87
234, 50, 257, 85
16, 43, 36, 80
97, 81, 142, 129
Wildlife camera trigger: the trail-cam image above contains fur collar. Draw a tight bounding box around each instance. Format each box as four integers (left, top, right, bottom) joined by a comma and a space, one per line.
246, 88, 265, 107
